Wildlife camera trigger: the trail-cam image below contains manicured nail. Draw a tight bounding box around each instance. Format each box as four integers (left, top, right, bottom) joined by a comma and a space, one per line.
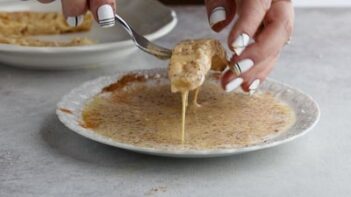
66, 15, 84, 27
97, 4, 115, 28
249, 79, 260, 95
232, 33, 250, 55
234, 59, 254, 74
209, 7, 226, 27
229, 65, 240, 76
225, 78, 243, 92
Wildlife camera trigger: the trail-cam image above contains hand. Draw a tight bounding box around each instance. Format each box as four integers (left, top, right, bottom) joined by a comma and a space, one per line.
205, 0, 294, 94
37, 0, 116, 28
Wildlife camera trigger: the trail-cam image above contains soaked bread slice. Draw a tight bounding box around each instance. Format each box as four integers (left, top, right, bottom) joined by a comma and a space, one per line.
168, 39, 228, 93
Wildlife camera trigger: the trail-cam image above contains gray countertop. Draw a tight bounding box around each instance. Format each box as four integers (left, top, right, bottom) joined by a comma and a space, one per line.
1, 6, 351, 197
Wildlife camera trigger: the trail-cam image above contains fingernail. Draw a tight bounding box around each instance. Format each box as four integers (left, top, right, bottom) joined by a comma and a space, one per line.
232, 33, 250, 55
234, 58, 254, 73
97, 4, 115, 28
229, 65, 241, 76
249, 79, 260, 95
225, 78, 243, 92
209, 7, 226, 27
66, 15, 84, 27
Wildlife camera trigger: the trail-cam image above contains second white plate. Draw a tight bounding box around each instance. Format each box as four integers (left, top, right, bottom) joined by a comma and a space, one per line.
0, 0, 177, 69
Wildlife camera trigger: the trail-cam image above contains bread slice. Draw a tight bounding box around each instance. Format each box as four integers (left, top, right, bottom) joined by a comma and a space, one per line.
0, 11, 94, 47
0, 11, 93, 36
168, 39, 228, 93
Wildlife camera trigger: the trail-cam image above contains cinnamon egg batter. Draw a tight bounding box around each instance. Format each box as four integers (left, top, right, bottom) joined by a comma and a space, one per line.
82, 73, 295, 150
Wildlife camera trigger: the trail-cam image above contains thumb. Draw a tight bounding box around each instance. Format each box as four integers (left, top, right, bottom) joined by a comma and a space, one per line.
205, 0, 236, 32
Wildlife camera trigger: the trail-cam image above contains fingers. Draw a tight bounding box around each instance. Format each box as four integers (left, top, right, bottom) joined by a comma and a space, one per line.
240, 54, 278, 93
262, 0, 294, 48
221, 0, 294, 94
61, 0, 88, 27
221, 54, 278, 93
205, 0, 236, 32
221, 40, 277, 93
228, 0, 272, 55
90, 0, 117, 28
44, 0, 117, 28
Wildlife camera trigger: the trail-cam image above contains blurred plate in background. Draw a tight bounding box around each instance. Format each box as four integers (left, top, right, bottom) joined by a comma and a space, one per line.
0, 0, 177, 69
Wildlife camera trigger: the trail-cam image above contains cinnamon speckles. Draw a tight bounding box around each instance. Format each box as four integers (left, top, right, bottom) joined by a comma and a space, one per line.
144, 186, 167, 196
82, 75, 295, 150
101, 74, 146, 93
59, 108, 73, 114
101, 73, 164, 93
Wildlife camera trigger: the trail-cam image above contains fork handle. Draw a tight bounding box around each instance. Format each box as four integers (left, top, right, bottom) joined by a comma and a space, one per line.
114, 14, 134, 39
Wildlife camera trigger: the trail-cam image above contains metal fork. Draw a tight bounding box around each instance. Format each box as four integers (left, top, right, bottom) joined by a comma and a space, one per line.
114, 14, 172, 60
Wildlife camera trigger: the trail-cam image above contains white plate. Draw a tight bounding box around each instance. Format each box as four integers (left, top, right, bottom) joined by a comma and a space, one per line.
0, 0, 177, 69
56, 68, 320, 158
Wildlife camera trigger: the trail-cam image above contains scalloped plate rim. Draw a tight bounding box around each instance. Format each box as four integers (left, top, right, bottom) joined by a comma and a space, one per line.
56, 68, 320, 158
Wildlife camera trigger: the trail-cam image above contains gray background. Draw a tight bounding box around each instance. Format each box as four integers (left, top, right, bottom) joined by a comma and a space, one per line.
1, 7, 351, 197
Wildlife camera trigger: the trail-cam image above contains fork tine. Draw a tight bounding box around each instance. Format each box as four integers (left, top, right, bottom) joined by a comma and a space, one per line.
133, 31, 172, 58
114, 14, 172, 60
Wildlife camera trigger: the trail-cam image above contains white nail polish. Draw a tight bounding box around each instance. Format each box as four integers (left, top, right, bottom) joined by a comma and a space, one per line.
249, 79, 260, 95
235, 59, 254, 73
98, 4, 115, 28
209, 7, 226, 27
232, 33, 250, 55
225, 78, 243, 92
66, 15, 84, 27
231, 64, 241, 75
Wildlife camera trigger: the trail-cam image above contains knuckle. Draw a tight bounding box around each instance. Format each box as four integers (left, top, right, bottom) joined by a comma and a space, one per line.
281, 19, 294, 36
205, 0, 213, 4
206, 0, 223, 7
97, 0, 114, 5
257, 0, 271, 12
62, 1, 86, 13
287, 22, 294, 36
251, 45, 269, 61
256, 73, 267, 81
